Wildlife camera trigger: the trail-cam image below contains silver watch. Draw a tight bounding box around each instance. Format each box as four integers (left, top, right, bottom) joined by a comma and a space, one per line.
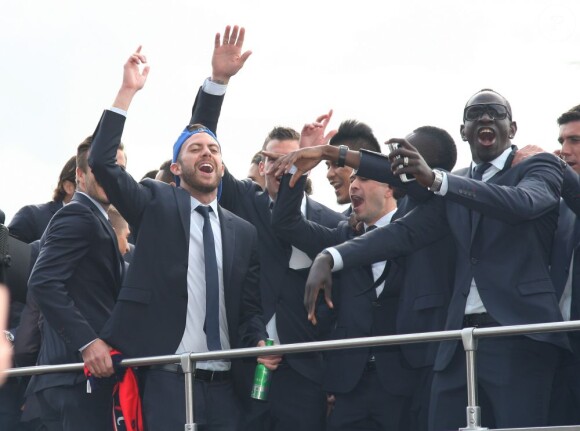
429, 169, 444, 192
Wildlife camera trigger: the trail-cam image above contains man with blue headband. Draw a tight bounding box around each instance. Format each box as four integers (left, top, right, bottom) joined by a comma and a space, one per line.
185, 27, 345, 431
88, 27, 277, 431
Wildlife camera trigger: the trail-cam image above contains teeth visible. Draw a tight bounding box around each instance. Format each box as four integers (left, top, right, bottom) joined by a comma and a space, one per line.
479, 128, 493, 133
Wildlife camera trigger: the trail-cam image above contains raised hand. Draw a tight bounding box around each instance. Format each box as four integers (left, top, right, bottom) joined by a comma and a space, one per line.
263, 146, 326, 187
122, 46, 150, 92
300, 110, 337, 149
211, 25, 252, 84
114, 46, 150, 111
304, 252, 334, 325
388, 138, 434, 188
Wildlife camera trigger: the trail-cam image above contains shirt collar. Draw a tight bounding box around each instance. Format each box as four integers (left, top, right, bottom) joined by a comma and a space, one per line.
76, 191, 108, 220
471, 146, 512, 173
364, 207, 397, 231
191, 196, 219, 219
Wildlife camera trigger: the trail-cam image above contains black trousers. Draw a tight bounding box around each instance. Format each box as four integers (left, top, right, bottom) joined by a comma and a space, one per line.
242, 364, 326, 431
36, 381, 114, 431
429, 335, 561, 431
142, 368, 241, 431
326, 367, 412, 431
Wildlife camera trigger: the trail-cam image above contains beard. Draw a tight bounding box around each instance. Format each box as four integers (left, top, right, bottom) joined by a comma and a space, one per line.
180, 165, 221, 194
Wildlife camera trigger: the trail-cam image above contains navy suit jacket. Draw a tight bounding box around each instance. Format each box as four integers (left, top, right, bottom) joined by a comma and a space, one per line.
89, 110, 266, 360
189, 85, 345, 384
27, 193, 123, 392
333, 149, 569, 370
272, 174, 415, 395
9, 200, 63, 243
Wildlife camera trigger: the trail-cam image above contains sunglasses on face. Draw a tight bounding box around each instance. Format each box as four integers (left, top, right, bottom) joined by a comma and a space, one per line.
463, 103, 512, 122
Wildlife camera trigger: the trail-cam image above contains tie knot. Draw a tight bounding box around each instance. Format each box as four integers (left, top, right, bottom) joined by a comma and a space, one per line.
473, 162, 492, 180
195, 205, 212, 219
366, 225, 377, 233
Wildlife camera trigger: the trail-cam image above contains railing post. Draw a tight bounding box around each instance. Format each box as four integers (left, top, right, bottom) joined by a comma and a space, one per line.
460, 327, 487, 431
180, 352, 197, 431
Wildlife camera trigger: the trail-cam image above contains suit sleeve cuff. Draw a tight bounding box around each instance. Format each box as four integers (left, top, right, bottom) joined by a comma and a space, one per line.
108, 107, 127, 117
79, 338, 98, 352
434, 172, 449, 196
202, 78, 227, 96
325, 248, 343, 272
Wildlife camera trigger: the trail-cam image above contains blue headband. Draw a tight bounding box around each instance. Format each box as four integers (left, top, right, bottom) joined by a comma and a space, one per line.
172, 126, 220, 164
171, 126, 223, 201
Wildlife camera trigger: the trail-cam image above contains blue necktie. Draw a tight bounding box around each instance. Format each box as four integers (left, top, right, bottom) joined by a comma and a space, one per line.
472, 162, 492, 181
195, 205, 222, 351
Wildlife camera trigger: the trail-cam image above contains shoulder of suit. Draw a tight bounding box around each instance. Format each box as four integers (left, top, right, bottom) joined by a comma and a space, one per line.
219, 205, 258, 236
307, 197, 346, 221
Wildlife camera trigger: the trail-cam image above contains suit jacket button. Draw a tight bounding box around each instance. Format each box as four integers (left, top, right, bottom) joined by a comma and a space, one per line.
470, 257, 479, 265
371, 300, 381, 307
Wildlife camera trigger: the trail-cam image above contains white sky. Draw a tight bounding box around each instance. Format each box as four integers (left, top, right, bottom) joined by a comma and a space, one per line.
2, 0, 580, 223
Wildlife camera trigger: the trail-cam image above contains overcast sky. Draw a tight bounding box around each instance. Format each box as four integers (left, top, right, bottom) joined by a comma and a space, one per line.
2, 0, 580, 223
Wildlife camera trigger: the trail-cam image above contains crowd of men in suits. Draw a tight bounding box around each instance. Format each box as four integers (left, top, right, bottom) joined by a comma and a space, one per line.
2, 24, 580, 431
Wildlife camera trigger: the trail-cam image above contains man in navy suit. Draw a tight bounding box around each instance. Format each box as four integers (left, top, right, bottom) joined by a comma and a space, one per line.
184, 27, 344, 431
27, 136, 126, 431
303, 89, 568, 430
548, 105, 580, 425
9, 156, 77, 244
270, 117, 415, 430
90, 36, 272, 431
267, 124, 457, 430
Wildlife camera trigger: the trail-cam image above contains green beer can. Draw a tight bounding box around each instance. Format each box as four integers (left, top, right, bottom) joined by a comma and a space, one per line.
250, 338, 274, 400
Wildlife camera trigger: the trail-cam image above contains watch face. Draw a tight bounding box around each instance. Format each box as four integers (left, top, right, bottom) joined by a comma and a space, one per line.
4, 330, 14, 343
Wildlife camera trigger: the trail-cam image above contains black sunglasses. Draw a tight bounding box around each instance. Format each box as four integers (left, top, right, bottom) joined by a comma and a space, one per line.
463, 103, 512, 122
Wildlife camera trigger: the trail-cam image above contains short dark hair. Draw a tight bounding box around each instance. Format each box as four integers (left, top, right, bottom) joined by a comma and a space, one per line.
329, 120, 381, 153
557, 105, 580, 126
250, 151, 263, 165
465, 88, 512, 119
261, 127, 300, 151
77, 135, 93, 173
412, 126, 457, 171
52, 155, 76, 202
141, 170, 158, 180
77, 135, 125, 175
107, 205, 128, 232
157, 159, 174, 184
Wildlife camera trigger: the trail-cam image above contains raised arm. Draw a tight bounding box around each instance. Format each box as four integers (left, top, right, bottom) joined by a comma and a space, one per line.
112, 46, 149, 111
89, 48, 152, 228
189, 25, 251, 131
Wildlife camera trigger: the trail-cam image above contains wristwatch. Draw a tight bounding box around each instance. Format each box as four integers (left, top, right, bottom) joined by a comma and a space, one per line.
337, 145, 348, 168
3, 330, 14, 346
429, 169, 444, 192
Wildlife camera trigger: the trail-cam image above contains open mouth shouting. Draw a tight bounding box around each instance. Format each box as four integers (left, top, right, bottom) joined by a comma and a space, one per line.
198, 163, 215, 174
477, 127, 496, 147
350, 194, 364, 211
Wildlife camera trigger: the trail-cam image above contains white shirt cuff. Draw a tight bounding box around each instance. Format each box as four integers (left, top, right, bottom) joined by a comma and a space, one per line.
109, 106, 127, 117
325, 248, 343, 272
202, 77, 227, 96
79, 338, 98, 352
435, 172, 449, 196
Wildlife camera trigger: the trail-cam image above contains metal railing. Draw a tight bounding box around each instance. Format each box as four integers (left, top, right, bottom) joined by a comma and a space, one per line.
5, 320, 580, 431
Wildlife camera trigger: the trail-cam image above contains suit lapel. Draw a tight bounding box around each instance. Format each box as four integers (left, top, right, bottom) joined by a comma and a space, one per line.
175, 188, 192, 248
218, 206, 235, 301
469, 147, 517, 243
72, 193, 123, 284
305, 196, 322, 223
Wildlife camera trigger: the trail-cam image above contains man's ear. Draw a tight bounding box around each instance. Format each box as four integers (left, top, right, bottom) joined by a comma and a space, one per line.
459, 124, 467, 141
258, 160, 266, 177
170, 162, 181, 176
509, 121, 518, 139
